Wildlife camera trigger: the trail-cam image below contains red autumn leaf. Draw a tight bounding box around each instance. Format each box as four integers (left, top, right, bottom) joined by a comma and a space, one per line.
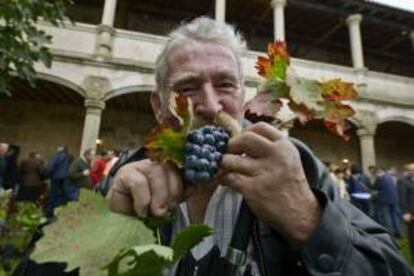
320, 79, 357, 101
288, 100, 315, 124
268, 41, 290, 64
143, 94, 193, 167
244, 91, 283, 122
324, 102, 355, 122
255, 41, 290, 80
256, 56, 271, 78
324, 120, 353, 141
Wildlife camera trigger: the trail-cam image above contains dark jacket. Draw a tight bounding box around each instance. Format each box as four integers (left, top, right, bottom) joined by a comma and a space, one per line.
45, 151, 73, 180
68, 157, 91, 188
108, 140, 413, 276
373, 173, 399, 206
398, 175, 414, 214
20, 157, 46, 187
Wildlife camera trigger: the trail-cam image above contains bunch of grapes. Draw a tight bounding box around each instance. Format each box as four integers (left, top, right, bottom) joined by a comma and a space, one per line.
184, 125, 230, 184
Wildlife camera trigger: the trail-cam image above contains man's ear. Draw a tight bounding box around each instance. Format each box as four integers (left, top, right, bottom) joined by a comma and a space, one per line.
150, 91, 164, 123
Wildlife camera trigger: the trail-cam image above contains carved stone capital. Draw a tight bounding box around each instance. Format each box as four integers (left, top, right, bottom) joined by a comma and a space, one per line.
84, 99, 106, 111
357, 127, 375, 137
83, 76, 110, 100
97, 24, 116, 35
346, 14, 362, 26
271, 0, 286, 8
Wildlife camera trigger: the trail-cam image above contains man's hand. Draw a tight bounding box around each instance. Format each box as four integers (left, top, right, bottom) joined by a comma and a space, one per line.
221, 122, 322, 244
83, 169, 90, 176
106, 160, 183, 217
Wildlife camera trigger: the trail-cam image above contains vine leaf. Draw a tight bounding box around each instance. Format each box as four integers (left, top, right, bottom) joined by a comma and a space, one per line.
247, 40, 358, 140
104, 245, 173, 276
171, 224, 213, 262
255, 41, 290, 80
286, 68, 324, 114
144, 93, 192, 167
31, 190, 155, 276
103, 225, 213, 276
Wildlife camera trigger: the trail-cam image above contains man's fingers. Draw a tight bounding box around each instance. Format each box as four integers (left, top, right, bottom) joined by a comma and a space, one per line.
106, 184, 135, 215
130, 173, 151, 217
221, 172, 250, 192
226, 131, 273, 158
221, 153, 257, 175
245, 122, 284, 142
165, 162, 184, 209
149, 164, 170, 216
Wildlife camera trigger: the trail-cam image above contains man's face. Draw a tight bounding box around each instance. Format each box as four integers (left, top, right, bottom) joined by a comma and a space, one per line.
153, 41, 245, 123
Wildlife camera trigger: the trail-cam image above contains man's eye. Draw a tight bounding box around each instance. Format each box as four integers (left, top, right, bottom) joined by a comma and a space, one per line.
218, 82, 236, 88
176, 87, 195, 94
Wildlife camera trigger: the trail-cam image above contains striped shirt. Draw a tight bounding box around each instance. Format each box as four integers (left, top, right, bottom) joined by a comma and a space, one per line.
168, 185, 260, 275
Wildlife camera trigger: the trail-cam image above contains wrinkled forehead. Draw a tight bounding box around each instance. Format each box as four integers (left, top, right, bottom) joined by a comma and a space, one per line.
166, 40, 240, 77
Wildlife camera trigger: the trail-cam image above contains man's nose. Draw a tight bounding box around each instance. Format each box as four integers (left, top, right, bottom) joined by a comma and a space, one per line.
193, 83, 222, 120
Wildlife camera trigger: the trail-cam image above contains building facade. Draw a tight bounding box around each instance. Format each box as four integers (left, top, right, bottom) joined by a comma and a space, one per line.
1, 0, 413, 171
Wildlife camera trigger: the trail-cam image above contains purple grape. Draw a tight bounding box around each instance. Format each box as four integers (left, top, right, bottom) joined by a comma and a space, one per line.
184, 125, 230, 185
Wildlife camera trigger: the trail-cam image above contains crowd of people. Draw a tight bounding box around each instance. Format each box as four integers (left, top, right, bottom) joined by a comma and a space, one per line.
327, 161, 414, 258
0, 142, 119, 218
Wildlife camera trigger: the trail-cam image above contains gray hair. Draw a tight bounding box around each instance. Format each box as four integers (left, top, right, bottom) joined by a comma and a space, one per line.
155, 17, 247, 103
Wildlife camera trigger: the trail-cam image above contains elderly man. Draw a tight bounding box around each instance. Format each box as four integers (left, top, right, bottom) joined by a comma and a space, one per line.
107, 17, 411, 275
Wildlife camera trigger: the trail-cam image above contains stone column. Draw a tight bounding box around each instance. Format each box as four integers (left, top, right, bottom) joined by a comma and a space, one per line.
96, 0, 118, 58
410, 31, 414, 52
80, 99, 106, 155
346, 14, 365, 69
215, 0, 226, 23
271, 0, 286, 41
357, 128, 376, 173
102, 0, 117, 25
80, 76, 110, 155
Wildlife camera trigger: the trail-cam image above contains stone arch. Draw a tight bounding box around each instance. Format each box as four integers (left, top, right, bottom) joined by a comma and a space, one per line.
375, 120, 414, 168
290, 119, 359, 167
36, 72, 87, 98
104, 85, 155, 101
378, 115, 414, 127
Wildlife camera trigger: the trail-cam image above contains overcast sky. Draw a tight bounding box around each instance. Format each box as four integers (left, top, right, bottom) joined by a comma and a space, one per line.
367, 0, 414, 12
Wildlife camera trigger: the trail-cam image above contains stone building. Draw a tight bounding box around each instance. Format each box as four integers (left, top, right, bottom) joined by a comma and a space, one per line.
0, 0, 413, 172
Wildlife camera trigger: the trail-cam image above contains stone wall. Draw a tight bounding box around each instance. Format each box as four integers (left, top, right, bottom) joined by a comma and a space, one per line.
100, 109, 157, 152
290, 122, 360, 167
0, 100, 84, 161
375, 122, 414, 169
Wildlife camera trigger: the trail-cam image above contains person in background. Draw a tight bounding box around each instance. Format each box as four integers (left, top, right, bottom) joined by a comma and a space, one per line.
66, 148, 94, 201
334, 168, 350, 201
371, 167, 402, 237
17, 152, 46, 202
3, 144, 21, 191
0, 143, 9, 192
388, 167, 399, 186
348, 164, 371, 215
44, 146, 73, 218
398, 163, 414, 257
91, 150, 113, 188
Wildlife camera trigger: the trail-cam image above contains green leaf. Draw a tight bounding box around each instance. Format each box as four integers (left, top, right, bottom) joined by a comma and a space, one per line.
171, 224, 213, 262
31, 190, 155, 276
105, 245, 173, 276
286, 68, 324, 113
267, 57, 288, 81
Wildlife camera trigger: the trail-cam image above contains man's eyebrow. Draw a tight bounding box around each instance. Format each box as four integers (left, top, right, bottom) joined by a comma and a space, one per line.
213, 70, 239, 81
168, 73, 201, 87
